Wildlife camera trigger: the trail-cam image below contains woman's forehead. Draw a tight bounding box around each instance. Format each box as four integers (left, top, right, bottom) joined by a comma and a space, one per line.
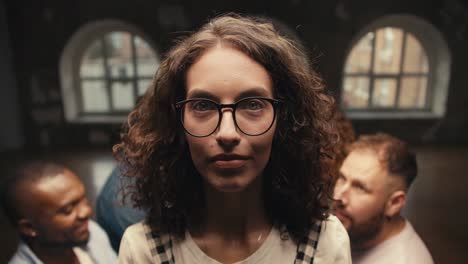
185, 46, 273, 101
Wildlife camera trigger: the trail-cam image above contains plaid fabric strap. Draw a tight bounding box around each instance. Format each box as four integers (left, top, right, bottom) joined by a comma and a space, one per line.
143, 222, 175, 264
294, 220, 322, 264
143, 220, 322, 264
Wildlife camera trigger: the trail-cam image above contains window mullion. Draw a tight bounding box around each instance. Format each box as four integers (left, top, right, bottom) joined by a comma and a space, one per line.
422, 55, 431, 109
395, 31, 407, 108
102, 37, 114, 111
78, 78, 85, 115
368, 30, 377, 108
131, 34, 139, 102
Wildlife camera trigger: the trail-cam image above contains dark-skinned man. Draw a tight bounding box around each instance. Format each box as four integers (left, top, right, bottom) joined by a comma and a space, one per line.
1, 162, 117, 264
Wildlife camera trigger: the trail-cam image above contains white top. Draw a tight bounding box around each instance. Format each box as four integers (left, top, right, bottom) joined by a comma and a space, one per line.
172, 226, 296, 264
73, 247, 94, 264
352, 220, 434, 264
119, 215, 351, 264
9, 220, 117, 264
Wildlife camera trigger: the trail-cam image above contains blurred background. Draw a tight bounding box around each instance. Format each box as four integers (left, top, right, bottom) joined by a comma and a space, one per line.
1, 0, 467, 263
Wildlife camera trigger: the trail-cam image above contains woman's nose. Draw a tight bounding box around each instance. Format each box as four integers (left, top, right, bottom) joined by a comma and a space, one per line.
215, 110, 241, 148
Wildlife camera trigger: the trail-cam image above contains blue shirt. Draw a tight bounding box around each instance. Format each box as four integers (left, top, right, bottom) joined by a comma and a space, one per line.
96, 167, 146, 251
9, 220, 117, 264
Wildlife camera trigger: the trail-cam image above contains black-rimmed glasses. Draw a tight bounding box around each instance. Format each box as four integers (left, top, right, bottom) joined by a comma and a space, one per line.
175, 97, 283, 137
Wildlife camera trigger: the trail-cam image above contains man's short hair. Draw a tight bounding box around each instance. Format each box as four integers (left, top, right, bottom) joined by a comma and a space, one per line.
347, 133, 417, 188
0, 161, 67, 226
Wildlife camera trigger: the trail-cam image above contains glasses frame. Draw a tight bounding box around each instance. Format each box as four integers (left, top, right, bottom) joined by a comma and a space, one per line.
174, 97, 283, 137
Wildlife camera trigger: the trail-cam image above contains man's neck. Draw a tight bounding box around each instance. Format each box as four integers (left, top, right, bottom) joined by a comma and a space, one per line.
29, 242, 79, 264
352, 215, 406, 252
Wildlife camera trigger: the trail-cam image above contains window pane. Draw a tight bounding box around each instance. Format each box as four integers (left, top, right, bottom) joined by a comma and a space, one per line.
105, 32, 134, 78
81, 81, 110, 112
403, 34, 428, 73
345, 32, 374, 73
80, 40, 105, 77
373, 27, 403, 74
137, 79, 152, 96
111, 81, 135, 110
398, 77, 427, 108
342, 77, 370, 108
135, 36, 159, 76
372, 78, 397, 107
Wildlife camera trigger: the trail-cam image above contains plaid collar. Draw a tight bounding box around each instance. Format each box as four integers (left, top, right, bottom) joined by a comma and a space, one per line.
142, 220, 322, 264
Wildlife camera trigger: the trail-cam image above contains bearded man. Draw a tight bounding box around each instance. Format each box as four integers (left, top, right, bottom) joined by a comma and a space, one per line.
333, 133, 433, 264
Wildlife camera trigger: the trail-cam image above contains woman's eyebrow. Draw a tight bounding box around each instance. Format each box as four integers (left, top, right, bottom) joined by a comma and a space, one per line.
186, 87, 271, 101
186, 89, 219, 101
235, 87, 271, 100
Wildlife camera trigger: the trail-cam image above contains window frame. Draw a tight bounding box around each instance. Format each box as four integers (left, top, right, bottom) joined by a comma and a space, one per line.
60, 20, 159, 123
341, 15, 451, 119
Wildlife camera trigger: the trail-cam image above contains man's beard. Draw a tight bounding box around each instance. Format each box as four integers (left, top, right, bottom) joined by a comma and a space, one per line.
348, 210, 385, 250
39, 233, 90, 249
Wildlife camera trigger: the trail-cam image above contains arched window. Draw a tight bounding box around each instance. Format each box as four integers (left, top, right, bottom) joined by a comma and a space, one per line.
341, 15, 450, 118
60, 20, 160, 123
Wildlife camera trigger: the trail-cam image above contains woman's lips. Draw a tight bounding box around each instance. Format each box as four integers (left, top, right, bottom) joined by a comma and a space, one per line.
210, 154, 250, 169
213, 159, 247, 169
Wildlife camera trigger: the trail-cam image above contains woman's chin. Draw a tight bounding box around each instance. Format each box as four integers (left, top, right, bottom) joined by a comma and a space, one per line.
206, 175, 253, 193
211, 179, 249, 193
202, 169, 263, 194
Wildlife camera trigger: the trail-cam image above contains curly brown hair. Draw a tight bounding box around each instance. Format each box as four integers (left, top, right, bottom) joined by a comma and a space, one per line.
113, 13, 339, 242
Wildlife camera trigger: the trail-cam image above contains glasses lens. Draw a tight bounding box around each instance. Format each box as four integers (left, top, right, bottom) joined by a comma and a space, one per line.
236, 98, 275, 135
181, 100, 219, 136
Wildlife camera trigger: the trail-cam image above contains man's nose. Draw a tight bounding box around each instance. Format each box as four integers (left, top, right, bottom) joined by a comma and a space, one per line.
215, 110, 241, 147
77, 200, 92, 220
333, 184, 348, 206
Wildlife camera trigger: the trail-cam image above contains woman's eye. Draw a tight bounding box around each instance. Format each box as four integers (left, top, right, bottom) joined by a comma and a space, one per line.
191, 101, 213, 111
244, 99, 265, 110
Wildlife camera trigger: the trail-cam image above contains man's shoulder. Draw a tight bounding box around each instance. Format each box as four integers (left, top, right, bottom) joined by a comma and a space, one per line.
8, 254, 34, 264
399, 220, 434, 263
86, 220, 118, 262
354, 220, 434, 264
8, 241, 41, 264
88, 219, 111, 241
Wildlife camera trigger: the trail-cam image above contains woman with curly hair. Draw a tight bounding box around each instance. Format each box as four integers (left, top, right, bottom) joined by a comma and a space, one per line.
115, 13, 351, 264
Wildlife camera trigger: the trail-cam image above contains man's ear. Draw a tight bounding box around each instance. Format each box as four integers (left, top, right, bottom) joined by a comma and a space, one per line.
18, 218, 37, 238
385, 190, 406, 218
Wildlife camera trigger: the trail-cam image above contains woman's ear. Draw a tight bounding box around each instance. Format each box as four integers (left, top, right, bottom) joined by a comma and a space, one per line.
385, 190, 406, 218
18, 218, 37, 238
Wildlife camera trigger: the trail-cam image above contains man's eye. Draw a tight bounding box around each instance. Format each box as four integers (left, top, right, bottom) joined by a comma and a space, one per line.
336, 173, 347, 184
355, 184, 367, 192
61, 206, 74, 215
